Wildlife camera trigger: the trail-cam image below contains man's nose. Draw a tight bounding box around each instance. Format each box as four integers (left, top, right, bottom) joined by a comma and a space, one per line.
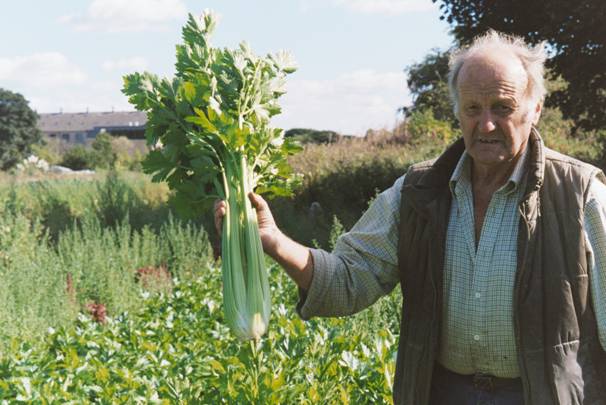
478, 111, 497, 133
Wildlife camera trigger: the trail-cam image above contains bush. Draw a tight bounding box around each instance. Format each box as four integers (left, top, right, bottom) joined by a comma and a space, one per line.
406, 108, 460, 152
91, 133, 117, 169
110, 136, 145, 171
60, 146, 96, 170
537, 107, 605, 165
58, 134, 123, 170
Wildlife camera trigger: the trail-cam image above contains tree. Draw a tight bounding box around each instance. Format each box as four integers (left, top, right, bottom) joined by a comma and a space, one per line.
401, 49, 457, 126
432, 0, 606, 131
91, 133, 117, 169
284, 128, 342, 144
0, 88, 42, 170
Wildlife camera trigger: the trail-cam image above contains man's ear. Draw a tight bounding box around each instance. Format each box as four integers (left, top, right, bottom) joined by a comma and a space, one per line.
532, 100, 543, 125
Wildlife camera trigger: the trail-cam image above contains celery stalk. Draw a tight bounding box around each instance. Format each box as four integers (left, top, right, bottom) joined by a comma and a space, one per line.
123, 10, 299, 341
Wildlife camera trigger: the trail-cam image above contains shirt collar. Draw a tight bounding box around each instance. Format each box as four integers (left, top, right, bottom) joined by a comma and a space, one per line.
449, 144, 530, 196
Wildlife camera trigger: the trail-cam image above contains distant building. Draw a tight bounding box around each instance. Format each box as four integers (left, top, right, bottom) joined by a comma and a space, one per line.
38, 111, 147, 144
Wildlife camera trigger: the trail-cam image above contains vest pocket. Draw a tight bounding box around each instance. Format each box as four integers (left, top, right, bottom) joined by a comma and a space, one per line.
550, 339, 606, 405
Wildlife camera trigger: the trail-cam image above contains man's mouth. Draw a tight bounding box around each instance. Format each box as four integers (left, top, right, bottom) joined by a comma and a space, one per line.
478, 139, 500, 144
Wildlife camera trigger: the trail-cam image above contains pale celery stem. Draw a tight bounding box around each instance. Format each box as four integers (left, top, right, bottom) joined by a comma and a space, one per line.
222, 154, 248, 337
239, 154, 270, 337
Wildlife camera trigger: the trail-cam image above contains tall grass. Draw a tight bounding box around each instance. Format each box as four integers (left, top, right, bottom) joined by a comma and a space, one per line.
0, 172, 212, 351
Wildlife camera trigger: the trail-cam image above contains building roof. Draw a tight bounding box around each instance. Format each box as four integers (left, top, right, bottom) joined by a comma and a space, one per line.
38, 111, 147, 133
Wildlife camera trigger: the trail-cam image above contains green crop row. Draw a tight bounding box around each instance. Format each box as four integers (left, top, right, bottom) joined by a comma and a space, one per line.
0, 263, 400, 404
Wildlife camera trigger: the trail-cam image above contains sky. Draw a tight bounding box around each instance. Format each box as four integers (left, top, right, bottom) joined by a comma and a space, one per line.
0, 0, 453, 135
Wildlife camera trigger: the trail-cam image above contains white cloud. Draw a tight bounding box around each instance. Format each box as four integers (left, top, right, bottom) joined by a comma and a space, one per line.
333, 0, 435, 14
102, 57, 148, 72
30, 78, 133, 114
0, 52, 87, 88
0, 52, 133, 114
273, 69, 410, 135
59, 0, 187, 32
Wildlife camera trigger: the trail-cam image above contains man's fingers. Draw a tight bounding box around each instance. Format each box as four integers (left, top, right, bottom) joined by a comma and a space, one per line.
214, 199, 227, 234
248, 192, 268, 211
214, 199, 227, 213
216, 194, 272, 234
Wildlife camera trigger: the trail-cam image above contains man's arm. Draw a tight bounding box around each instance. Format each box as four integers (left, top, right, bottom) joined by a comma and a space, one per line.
583, 176, 606, 352
214, 175, 404, 319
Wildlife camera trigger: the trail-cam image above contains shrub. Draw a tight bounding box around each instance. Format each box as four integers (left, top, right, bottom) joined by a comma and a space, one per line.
91, 133, 117, 169
110, 136, 145, 171
406, 108, 460, 152
60, 146, 96, 170
537, 107, 605, 165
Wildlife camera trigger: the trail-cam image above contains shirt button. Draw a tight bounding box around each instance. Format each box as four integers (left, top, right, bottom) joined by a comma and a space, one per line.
474, 334, 481, 341
475, 292, 481, 298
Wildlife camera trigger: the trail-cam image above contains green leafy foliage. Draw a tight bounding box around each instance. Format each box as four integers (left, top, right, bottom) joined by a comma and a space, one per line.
31, 139, 63, 165
328, 215, 345, 251
0, 88, 42, 170
59, 134, 118, 170
122, 11, 300, 218
0, 265, 399, 403
60, 146, 96, 170
406, 109, 460, 151
401, 49, 457, 126
91, 133, 118, 169
537, 107, 606, 165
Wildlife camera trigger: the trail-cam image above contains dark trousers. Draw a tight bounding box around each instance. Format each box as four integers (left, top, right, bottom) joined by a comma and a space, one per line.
429, 363, 524, 405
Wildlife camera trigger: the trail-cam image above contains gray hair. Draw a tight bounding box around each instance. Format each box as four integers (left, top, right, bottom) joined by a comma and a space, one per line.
448, 30, 548, 113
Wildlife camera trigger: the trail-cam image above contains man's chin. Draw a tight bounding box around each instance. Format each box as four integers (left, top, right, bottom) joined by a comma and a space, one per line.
470, 148, 506, 163
469, 151, 514, 169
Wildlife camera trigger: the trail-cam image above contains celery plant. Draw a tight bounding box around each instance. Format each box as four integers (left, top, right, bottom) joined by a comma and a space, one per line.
122, 11, 299, 340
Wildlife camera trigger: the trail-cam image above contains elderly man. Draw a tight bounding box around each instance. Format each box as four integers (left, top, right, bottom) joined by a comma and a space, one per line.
215, 31, 606, 404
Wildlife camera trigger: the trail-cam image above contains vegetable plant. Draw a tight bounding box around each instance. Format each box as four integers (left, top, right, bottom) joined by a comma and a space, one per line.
122, 10, 300, 341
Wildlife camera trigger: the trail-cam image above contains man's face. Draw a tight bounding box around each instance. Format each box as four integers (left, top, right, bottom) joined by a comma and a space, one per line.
456, 53, 541, 170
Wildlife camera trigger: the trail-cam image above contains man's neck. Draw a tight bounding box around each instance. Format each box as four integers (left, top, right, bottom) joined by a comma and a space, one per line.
471, 159, 517, 192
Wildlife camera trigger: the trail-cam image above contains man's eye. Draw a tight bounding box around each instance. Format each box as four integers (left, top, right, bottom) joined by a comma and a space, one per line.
495, 105, 513, 114
465, 105, 480, 114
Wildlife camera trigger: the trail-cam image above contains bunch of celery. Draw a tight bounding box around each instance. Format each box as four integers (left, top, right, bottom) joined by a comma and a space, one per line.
122, 11, 299, 340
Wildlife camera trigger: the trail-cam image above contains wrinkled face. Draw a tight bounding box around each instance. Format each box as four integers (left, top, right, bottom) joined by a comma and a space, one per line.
456, 53, 541, 171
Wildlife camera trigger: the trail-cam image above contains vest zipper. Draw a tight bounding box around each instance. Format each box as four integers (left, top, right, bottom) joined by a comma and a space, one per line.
515, 201, 532, 405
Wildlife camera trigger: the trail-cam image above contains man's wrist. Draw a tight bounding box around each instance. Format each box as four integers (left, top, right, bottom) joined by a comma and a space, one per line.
264, 227, 287, 260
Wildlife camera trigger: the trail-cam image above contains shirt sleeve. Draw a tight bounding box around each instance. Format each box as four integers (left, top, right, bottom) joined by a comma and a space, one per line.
296, 175, 404, 320
583, 176, 606, 351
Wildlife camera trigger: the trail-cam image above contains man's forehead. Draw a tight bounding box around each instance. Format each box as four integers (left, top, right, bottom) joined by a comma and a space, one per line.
457, 52, 528, 95
458, 80, 520, 99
